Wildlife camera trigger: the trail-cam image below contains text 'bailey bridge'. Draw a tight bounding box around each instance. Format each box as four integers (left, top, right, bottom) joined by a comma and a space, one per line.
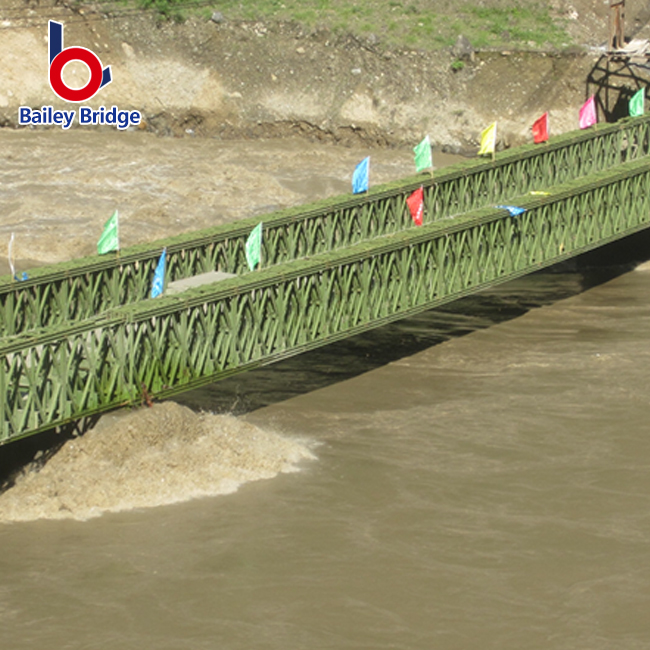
2, 115, 650, 445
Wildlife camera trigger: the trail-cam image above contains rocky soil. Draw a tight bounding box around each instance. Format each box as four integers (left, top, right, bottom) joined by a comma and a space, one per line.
2, 1, 649, 151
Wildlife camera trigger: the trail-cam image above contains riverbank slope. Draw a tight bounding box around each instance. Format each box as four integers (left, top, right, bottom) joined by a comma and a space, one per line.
3, 1, 648, 151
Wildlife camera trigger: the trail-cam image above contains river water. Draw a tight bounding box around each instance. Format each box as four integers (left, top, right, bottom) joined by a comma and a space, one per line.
1, 129, 650, 649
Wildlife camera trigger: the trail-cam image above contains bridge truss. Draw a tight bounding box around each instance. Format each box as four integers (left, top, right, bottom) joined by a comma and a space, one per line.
2, 156, 650, 444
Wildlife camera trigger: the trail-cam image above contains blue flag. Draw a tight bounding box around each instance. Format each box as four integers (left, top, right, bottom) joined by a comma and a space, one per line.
496, 205, 526, 217
352, 157, 370, 194
151, 248, 167, 298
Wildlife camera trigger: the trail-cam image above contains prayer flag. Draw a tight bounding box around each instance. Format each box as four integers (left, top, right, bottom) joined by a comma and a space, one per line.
413, 135, 433, 172
406, 187, 424, 226
478, 122, 497, 156
245, 222, 263, 270
352, 156, 370, 194
97, 210, 119, 255
579, 96, 597, 129
532, 112, 549, 144
630, 88, 645, 117
496, 205, 526, 217
150, 248, 166, 298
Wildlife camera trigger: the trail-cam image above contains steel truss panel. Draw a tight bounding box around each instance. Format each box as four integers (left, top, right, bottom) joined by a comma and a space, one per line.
2, 117, 650, 336
2, 158, 650, 444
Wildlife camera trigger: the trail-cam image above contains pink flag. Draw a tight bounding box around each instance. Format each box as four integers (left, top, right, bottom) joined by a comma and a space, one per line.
406, 187, 424, 226
579, 96, 597, 129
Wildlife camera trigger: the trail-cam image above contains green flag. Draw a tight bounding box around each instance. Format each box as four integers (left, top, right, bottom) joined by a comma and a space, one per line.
630, 88, 645, 118
413, 135, 433, 172
97, 210, 119, 255
245, 222, 263, 270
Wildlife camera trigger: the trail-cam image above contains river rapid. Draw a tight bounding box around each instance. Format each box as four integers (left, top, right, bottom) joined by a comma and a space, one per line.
1, 128, 650, 649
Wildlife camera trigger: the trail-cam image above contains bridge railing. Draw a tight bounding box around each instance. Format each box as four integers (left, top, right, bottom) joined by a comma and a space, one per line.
2, 157, 650, 444
2, 115, 650, 337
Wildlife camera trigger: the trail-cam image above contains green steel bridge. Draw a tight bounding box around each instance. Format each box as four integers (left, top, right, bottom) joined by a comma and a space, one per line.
2, 116, 650, 445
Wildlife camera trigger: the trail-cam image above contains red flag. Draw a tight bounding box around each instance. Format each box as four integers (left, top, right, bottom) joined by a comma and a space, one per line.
532, 112, 549, 144
406, 187, 424, 226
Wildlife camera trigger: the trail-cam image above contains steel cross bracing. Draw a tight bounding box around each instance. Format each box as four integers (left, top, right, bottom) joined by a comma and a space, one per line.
2, 157, 650, 444
2, 116, 650, 337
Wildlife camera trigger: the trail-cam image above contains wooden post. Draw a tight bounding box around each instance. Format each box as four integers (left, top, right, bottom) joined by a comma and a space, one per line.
609, 0, 625, 51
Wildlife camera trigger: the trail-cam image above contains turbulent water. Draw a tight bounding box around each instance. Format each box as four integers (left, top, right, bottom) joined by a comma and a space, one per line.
0, 402, 314, 522
1, 129, 650, 649
0, 129, 428, 268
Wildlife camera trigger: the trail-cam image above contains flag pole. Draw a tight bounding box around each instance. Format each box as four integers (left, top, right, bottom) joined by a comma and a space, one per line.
8, 233, 15, 282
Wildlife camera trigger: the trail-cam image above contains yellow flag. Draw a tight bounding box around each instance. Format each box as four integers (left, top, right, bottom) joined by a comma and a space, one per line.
478, 122, 497, 156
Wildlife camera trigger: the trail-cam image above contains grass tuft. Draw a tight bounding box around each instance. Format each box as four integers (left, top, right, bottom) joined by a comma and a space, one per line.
94, 0, 572, 51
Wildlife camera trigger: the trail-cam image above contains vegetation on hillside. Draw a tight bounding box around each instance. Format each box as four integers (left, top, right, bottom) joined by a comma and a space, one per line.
102, 0, 572, 51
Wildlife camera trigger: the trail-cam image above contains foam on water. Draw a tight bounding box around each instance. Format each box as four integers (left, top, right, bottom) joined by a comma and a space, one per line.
0, 402, 315, 522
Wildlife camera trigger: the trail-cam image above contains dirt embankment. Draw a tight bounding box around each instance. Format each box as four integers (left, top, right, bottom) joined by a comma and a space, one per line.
0, 1, 633, 151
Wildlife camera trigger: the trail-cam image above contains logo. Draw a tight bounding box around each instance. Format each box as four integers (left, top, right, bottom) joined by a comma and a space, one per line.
48, 20, 112, 103
17, 20, 142, 130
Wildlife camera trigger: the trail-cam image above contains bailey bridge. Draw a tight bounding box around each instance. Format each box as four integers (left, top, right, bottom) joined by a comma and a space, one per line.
2, 116, 650, 445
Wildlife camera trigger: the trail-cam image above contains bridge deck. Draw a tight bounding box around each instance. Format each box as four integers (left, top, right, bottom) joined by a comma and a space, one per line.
1, 115, 650, 337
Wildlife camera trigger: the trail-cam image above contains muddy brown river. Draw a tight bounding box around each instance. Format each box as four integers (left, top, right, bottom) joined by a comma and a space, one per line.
0, 128, 649, 649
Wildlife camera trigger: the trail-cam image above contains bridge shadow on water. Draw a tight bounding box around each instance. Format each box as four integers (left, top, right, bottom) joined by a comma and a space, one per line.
174, 228, 650, 416
2, 229, 650, 488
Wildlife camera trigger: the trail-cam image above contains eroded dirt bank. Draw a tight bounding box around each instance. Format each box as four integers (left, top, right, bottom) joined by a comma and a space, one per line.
1, 2, 604, 151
